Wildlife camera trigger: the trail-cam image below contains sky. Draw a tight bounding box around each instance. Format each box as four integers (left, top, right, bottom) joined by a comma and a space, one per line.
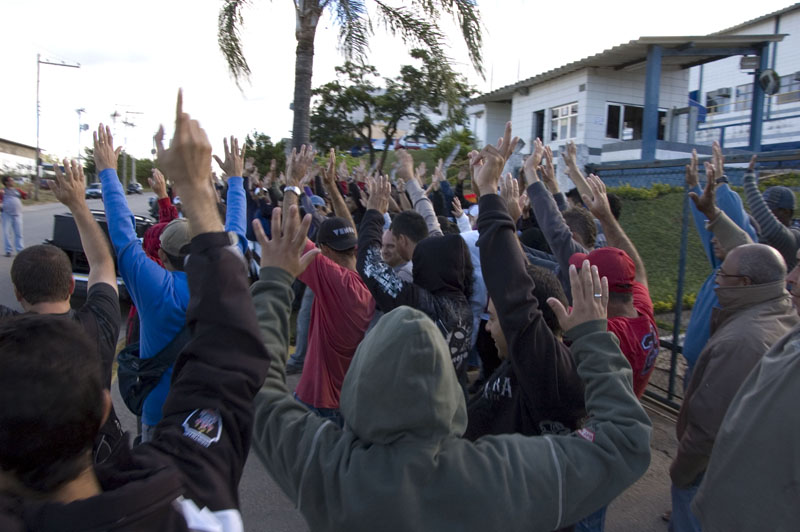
0, 0, 793, 162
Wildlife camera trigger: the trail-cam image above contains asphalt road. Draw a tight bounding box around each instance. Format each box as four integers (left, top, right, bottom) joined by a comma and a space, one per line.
0, 194, 308, 532
0, 195, 676, 532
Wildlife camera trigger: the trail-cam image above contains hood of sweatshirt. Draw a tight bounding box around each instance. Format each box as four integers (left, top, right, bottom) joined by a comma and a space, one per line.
411, 234, 470, 298
339, 306, 467, 445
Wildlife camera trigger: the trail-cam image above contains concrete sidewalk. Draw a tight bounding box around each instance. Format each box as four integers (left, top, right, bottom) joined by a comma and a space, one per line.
605, 399, 677, 532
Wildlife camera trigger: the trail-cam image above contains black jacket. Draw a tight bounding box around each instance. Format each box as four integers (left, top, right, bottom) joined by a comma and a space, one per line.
0, 232, 269, 531
357, 209, 473, 378
466, 194, 585, 440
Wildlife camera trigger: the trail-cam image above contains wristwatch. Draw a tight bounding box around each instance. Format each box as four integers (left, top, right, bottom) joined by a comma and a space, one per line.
715, 175, 729, 185
284, 185, 302, 196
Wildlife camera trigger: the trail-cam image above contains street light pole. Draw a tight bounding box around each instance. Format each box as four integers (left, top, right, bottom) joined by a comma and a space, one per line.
35, 53, 80, 200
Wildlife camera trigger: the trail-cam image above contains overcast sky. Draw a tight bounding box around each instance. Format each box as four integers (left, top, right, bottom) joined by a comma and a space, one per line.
0, 0, 792, 161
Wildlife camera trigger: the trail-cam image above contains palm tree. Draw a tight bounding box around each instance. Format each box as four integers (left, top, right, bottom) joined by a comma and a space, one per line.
218, 0, 483, 148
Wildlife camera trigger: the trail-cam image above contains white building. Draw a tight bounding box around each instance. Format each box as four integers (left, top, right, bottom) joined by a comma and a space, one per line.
0, 138, 37, 176
468, 4, 799, 187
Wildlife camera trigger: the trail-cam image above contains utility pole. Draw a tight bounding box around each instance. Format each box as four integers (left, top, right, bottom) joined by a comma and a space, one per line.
36, 54, 80, 200
76, 107, 88, 161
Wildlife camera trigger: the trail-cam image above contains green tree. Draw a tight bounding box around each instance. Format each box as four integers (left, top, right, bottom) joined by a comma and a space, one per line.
243, 131, 287, 175
311, 50, 473, 171
310, 62, 380, 164
217, 0, 483, 149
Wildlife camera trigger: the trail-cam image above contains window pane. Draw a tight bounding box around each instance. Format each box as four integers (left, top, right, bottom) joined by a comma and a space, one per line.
551, 120, 559, 140
570, 104, 578, 115
569, 116, 577, 138
623, 105, 644, 140
552, 109, 559, 119
606, 105, 621, 138
560, 122, 567, 139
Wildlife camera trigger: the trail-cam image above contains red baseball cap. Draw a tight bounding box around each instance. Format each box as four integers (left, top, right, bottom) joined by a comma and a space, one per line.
569, 247, 636, 293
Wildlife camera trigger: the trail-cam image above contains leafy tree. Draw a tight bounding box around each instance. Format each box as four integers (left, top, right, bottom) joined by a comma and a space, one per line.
432, 128, 476, 170
311, 62, 380, 163
217, 0, 483, 149
243, 131, 287, 175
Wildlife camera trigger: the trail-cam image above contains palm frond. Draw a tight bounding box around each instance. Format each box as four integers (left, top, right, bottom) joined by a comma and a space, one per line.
218, 0, 251, 87
330, 0, 372, 61
410, 0, 484, 76
372, 1, 446, 63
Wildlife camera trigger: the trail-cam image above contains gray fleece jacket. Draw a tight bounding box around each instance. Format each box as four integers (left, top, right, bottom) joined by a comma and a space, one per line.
249, 266, 651, 531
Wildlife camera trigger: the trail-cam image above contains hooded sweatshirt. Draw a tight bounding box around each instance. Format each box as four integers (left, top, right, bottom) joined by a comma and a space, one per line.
250, 267, 652, 532
357, 208, 473, 378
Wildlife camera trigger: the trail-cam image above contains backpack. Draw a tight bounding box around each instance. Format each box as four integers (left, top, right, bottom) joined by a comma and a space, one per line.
117, 325, 191, 416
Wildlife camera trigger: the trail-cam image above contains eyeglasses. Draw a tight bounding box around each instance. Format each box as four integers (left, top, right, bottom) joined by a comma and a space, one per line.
715, 269, 750, 281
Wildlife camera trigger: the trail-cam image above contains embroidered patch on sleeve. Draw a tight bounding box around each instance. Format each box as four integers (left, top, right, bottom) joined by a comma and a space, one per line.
576, 428, 596, 442
182, 408, 223, 448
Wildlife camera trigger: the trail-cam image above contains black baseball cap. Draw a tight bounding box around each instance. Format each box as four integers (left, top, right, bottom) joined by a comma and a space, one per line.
316, 217, 357, 251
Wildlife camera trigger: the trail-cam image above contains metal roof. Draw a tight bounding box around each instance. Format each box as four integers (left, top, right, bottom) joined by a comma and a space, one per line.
470, 35, 785, 105
713, 2, 800, 35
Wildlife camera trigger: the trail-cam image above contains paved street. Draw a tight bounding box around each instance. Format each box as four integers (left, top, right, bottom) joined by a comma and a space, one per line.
0, 196, 676, 532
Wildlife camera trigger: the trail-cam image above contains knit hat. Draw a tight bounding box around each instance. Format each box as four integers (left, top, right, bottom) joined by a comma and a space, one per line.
159, 218, 192, 257
763, 186, 795, 211
569, 247, 636, 293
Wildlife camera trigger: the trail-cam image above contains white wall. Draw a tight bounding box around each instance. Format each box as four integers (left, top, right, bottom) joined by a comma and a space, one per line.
467, 102, 511, 148
690, 8, 800, 148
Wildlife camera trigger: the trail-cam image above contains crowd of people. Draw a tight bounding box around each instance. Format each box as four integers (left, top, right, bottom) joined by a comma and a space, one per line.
0, 91, 798, 531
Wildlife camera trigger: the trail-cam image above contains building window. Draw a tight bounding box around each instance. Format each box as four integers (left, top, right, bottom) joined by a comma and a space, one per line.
706, 88, 732, 115
605, 103, 666, 141
551, 103, 578, 141
735, 83, 753, 111
776, 73, 800, 105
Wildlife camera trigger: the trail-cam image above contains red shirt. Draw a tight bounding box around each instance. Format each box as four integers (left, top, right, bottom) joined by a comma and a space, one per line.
295, 240, 375, 409
607, 282, 659, 398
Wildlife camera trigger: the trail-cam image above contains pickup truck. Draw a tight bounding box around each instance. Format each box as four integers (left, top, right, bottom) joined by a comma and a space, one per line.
47, 210, 154, 301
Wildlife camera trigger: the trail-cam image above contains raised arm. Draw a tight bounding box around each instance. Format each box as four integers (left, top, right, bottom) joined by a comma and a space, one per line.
742, 155, 799, 268
321, 148, 357, 230
145, 90, 269, 514
149, 169, 179, 223
397, 149, 442, 237
584, 175, 648, 288
214, 135, 248, 254
53, 159, 117, 293
689, 162, 753, 253
561, 140, 593, 201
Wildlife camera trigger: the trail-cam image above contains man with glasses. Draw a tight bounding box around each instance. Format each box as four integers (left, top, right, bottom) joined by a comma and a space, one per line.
669, 171, 799, 532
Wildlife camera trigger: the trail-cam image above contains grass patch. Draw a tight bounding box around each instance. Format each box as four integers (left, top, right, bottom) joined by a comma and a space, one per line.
618, 191, 710, 309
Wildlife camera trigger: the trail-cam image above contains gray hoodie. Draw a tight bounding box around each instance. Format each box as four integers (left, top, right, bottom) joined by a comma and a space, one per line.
250, 266, 651, 531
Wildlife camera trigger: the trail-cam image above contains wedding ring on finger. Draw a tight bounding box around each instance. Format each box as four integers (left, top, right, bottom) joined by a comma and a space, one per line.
593, 293, 602, 298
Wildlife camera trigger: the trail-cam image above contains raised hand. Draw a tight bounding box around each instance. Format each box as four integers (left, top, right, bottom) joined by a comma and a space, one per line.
541, 146, 558, 193
94, 124, 122, 172
499, 173, 521, 222
149, 168, 168, 199
252, 206, 319, 277
688, 162, 719, 221
395, 149, 415, 184
452, 196, 464, 218
685, 149, 699, 189
748, 154, 757, 173
286, 145, 315, 187
457, 166, 468, 183
415, 161, 427, 184
154, 90, 218, 235
522, 138, 545, 187
471, 144, 505, 197
563, 140, 579, 170
712, 141, 724, 179
583, 175, 612, 221
213, 135, 246, 181
496, 120, 520, 162
52, 158, 86, 209
264, 159, 277, 187
548, 260, 608, 332
322, 148, 337, 186
366, 174, 391, 214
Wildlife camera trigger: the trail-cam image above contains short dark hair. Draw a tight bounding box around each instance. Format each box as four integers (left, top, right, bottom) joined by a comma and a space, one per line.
525, 264, 567, 336
438, 216, 460, 235
563, 208, 597, 249
607, 193, 622, 220
390, 210, 428, 244
2, 175, 13, 186
0, 315, 105, 493
566, 188, 582, 205
11, 245, 73, 304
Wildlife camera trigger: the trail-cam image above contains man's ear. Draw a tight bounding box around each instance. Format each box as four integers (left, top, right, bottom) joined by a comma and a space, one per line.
100, 389, 112, 427
68, 276, 76, 296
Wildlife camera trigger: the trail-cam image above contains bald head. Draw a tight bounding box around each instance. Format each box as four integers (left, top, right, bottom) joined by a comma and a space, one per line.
726, 244, 787, 285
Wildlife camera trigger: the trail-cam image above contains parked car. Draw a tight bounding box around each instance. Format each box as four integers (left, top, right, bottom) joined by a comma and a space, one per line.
85, 182, 103, 199
47, 209, 154, 301
127, 181, 143, 194
394, 135, 437, 150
